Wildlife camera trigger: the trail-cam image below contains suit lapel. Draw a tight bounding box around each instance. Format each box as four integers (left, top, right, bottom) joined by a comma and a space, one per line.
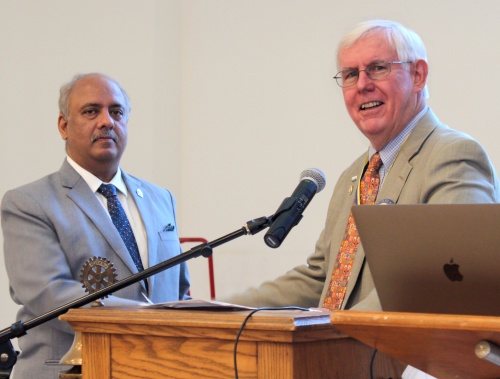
377, 109, 439, 204
60, 161, 141, 276
123, 172, 156, 292
339, 156, 367, 304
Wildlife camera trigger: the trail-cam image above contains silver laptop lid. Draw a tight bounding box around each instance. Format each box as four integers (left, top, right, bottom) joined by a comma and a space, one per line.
352, 204, 500, 316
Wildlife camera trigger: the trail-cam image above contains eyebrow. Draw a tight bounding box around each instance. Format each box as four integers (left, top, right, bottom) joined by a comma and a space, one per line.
80, 103, 125, 111
340, 60, 387, 71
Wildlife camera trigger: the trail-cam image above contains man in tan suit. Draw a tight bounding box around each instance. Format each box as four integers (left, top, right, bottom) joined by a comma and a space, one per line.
226, 20, 500, 311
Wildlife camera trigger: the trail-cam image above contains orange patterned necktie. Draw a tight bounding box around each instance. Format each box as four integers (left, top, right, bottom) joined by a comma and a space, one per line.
323, 152, 382, 310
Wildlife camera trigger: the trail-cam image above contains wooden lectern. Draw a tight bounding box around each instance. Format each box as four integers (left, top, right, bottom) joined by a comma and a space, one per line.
60, 307, 405, 379
331, 311, 500, 379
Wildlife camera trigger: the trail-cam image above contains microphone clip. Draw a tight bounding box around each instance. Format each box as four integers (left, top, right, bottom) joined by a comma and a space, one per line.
244, 216, 272, 235
268, 196, 304, 228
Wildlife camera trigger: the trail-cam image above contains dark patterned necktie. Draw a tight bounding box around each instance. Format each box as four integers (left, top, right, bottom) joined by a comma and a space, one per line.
323, 153, 382, 310
97, 184, 145, 274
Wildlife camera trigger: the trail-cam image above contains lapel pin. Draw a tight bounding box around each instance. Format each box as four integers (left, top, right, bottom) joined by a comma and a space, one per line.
348, 185, 353, 195
351, 176, 357, 182
136, 189, 144, 198
378, 199, 395, 205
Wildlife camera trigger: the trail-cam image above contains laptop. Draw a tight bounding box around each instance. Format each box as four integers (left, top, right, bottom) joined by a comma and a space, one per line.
351, 203, 500, 316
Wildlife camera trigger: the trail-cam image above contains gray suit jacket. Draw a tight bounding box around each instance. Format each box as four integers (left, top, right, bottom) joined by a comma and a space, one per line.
226, 108, 500, 310
2, 159, 190, 379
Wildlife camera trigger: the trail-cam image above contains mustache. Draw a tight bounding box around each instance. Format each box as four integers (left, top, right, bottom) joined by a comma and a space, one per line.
91, 130, 118, 142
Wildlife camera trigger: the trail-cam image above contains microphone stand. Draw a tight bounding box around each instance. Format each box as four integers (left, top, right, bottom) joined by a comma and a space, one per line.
0, 215, 273, 374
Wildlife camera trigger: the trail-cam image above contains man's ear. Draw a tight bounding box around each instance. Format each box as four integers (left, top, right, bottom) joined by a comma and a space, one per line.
58, 114, 68, 140
413, 59, 429, 92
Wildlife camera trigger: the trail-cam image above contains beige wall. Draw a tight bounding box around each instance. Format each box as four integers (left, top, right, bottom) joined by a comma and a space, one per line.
2, 0, 500, 349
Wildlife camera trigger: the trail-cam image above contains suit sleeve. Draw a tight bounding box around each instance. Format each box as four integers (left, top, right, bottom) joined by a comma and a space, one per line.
224, 229, 328, 308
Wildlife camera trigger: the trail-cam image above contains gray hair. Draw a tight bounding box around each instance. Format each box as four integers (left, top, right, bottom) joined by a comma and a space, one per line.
58, 73, 131, 119
337, 20, 429, 98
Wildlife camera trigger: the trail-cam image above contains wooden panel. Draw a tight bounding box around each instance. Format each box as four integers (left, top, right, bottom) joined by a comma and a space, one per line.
82, 333, 110, 379
331, 311, 500, 379
108, 334, 256, 379
257, 342, 293, 378
257, 338, 405, 379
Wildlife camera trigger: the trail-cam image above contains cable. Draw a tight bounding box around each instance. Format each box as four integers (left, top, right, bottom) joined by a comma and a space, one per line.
233, 306, 309, 379
369, 348, 378, 379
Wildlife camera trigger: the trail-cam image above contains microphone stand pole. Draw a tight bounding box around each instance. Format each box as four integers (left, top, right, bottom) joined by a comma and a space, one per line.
0, 215, 272, 374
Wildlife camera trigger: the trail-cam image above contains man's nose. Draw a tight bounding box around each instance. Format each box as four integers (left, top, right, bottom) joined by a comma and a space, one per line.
356, 70, 373, 90
97, 109, 114, 128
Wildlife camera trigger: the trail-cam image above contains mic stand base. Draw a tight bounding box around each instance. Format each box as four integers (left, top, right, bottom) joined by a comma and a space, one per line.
0, 340, 17, 379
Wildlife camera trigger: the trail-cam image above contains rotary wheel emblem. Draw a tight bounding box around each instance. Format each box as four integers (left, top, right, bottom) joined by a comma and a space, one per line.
80, 257, 117, 297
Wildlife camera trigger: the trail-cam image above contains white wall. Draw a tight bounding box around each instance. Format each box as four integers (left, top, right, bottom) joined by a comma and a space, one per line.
0, 0, 182, 346
2, 0, 500, 348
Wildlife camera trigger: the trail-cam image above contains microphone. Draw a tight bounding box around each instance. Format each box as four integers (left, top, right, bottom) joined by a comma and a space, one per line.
264, 168, 326, 248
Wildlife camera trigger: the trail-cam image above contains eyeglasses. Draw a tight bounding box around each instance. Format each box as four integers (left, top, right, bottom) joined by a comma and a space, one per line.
333, 60, 413, 87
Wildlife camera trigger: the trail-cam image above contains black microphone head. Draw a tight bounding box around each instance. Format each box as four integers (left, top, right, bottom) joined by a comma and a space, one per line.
263, 168, 326, 249
300, 168, 326, 193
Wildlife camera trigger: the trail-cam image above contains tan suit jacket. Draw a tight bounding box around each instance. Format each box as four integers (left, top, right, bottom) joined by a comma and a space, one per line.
227, 108, 500, 310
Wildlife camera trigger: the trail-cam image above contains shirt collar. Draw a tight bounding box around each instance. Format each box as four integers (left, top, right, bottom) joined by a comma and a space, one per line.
66, 156, 128, 196
369, 106, 428, 165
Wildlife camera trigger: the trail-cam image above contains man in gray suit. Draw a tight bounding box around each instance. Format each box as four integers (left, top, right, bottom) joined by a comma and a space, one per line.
226, 20, 500, 312
2, 73, 190, 379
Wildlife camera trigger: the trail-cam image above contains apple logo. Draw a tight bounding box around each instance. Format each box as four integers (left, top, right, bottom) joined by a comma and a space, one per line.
443, 258, 463, 282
